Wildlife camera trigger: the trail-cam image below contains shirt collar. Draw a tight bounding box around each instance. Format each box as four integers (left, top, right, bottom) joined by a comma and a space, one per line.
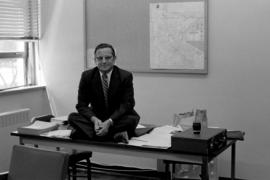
99, 69, 113, 83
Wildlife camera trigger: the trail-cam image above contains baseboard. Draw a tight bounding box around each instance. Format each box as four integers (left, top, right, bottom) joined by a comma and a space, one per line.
219, 177, 245, 180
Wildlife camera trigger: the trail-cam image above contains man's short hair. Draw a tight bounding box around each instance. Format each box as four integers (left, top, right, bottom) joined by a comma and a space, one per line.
94, 43, 116, 57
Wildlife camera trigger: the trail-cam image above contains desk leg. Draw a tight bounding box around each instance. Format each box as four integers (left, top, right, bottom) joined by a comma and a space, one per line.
231, 143, 236, 180
165, 162, 172, 180
19, 138, 24, 145
201, 157, 209, 180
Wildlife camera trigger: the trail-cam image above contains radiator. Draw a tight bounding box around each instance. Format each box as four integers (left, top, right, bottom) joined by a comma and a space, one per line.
0, 108, 30, 128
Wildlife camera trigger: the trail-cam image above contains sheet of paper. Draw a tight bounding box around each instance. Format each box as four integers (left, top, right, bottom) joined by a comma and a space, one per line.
129, 125, 182, 149
41, 130, 72, 138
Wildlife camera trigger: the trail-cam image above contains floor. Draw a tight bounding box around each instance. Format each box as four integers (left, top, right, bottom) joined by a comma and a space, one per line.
72, 173, 159, 180
70, 162, 164, 180
71, 171, 162, 180
92, 172, 159, 180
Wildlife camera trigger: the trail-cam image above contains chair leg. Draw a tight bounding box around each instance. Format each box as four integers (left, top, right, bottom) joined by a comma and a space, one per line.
68, 167, 71, 180
165, 162, 171, 180
86, 158, 91, 180
72, 165, 77, 180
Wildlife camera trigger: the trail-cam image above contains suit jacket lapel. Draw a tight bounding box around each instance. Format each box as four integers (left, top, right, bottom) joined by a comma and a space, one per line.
92, 69, 104, 101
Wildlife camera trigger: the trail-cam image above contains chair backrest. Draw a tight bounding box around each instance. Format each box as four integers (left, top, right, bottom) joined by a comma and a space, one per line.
8, 145, 69, 180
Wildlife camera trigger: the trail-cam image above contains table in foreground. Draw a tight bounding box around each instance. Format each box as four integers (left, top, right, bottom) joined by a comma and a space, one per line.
11, 132, 237, 180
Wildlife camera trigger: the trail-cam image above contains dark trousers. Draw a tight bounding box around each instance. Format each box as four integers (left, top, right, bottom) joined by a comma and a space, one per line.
68, 112, 139, 141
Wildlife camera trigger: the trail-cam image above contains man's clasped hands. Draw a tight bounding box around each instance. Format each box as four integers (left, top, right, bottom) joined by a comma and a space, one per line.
91, 117, 113, 137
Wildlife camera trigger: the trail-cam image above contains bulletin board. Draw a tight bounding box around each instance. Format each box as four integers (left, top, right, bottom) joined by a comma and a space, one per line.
85, 0, 208, 74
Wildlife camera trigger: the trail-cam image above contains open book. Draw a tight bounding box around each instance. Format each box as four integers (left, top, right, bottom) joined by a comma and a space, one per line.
17, 120, 59, 135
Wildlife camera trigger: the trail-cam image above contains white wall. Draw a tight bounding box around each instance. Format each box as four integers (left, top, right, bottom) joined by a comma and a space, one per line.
39, 0, 85, 116
40, 0, 270, 179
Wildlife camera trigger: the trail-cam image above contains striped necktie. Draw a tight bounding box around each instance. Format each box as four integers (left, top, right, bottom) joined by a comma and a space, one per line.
102, 73, 109, 108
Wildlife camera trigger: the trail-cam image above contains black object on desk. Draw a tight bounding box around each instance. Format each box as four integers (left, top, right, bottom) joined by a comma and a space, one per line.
171, 128, 227, 155
33, 114, 55, 122
192, 122, 201, 134
227, 130, 245, 141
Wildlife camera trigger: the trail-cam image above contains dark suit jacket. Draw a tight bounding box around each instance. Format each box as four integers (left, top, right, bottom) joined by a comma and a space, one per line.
76, 66, 139, 122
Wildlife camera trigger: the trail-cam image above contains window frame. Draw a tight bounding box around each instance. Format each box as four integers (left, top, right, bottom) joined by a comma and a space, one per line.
0, 0, 40, 91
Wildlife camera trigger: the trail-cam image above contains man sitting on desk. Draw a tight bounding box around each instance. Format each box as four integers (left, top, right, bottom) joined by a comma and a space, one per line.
69, 43, 140, 144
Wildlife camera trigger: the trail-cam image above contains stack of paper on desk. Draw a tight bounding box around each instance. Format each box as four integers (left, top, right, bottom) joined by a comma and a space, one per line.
17, 120, 59, 135
129, 125, 183, 149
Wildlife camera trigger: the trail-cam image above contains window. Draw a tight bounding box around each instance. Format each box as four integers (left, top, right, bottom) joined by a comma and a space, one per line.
0, 0, 40, 90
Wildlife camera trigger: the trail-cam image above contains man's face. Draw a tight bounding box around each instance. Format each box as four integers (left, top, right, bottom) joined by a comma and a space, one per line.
95, 47, 115, 73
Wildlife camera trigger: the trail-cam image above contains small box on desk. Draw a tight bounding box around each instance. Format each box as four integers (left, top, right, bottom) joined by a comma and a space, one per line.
171, 128, 227, 155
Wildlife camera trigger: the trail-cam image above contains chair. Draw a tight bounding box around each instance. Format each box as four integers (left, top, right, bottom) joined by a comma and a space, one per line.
32, 115, 92, 180
68, 151, 92, 180
0, 145, 69, 180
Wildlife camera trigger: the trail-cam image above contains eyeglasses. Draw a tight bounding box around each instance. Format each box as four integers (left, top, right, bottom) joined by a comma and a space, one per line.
95, 56, 113, 61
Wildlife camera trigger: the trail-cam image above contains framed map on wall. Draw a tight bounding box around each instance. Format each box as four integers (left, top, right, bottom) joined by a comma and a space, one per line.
150, 1, 207, 73
86, 0, 208, 74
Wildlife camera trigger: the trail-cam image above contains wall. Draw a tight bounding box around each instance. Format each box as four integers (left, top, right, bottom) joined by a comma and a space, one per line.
40, 0, 270, 179
0, 87, 52, 171
39, 0, 85, 116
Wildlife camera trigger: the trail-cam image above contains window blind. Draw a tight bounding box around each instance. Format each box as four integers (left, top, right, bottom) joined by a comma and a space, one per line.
0, 0, 40, 40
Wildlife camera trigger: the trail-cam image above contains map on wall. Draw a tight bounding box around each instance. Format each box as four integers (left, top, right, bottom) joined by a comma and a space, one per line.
150, 2, 205, 70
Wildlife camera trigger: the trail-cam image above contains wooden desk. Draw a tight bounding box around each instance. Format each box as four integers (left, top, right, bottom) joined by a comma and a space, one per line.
11, 132, 237, 180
